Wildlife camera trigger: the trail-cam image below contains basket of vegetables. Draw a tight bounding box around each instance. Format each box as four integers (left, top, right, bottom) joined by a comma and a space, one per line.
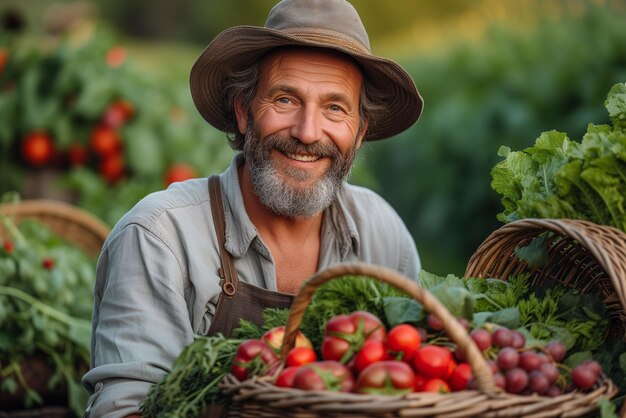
216, 262, 618, 418
0, 198, 109, 417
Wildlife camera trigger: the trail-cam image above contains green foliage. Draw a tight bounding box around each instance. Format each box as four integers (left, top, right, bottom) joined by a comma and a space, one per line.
0, 21, 233, 227
491, 83, 626, 231
0, 213, 96, 416
365, 4, 626, 275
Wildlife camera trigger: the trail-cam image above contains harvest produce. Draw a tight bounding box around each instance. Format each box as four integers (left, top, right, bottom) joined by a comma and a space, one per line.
0, 211, 96, 416
491, 82, 626, 230
140, 270, 621, 418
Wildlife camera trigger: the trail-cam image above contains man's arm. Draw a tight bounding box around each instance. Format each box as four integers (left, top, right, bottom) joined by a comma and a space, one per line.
83, 223, 195, 417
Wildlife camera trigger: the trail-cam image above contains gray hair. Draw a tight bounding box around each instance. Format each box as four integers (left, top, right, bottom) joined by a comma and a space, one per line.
221, 55, 386, 151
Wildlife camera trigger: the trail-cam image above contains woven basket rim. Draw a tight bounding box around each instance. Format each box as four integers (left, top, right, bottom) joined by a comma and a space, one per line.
0, 199, 110, 257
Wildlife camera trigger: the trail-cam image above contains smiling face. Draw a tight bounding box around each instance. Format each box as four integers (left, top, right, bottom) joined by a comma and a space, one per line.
235, 48, 368, 219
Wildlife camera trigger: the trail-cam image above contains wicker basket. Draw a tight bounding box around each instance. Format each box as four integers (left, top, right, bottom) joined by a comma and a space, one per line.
465, 218, 626, 342
0, 199, 110, 258
220, 262, 617, 418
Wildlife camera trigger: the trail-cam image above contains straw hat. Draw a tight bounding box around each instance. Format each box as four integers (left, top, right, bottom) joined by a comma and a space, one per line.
190, 0, 423, 141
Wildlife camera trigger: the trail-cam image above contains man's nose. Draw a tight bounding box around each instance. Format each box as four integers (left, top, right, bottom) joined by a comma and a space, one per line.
290, 106, 322, 144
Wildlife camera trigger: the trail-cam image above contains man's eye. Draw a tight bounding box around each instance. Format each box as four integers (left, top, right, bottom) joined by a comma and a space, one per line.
277, 97, 291, 104
329, 104, 343, 112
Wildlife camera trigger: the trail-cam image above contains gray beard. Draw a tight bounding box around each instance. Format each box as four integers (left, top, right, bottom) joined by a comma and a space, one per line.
243, 128, 357, 219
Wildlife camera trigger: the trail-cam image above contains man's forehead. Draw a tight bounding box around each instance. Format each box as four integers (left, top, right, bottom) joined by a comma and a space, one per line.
260, 47, 363, 77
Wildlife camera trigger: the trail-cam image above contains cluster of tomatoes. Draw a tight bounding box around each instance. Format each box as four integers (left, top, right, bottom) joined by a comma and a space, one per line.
231, 311, 606, 397
19, 99, 134, 184
18, 98, 198, 187
231, 311, 472, 395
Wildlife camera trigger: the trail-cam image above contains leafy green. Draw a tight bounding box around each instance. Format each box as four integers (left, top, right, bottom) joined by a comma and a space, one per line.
491, 82, 626, 231
0, 213, 96, 416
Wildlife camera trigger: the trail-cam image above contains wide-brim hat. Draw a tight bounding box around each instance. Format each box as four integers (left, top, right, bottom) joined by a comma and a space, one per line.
190, 0, 424, 141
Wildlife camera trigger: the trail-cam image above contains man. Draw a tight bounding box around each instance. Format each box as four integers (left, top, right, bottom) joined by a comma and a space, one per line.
82, 0, 424, 416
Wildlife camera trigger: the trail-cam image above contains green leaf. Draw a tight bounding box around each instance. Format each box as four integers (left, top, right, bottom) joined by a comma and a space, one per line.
1, 377, 18, 394
68, 319, 93, 351
429, 285, 475, 320
485, 307, 521, 329
383, 297, 424, 327
598, 398, 618, 418
514, 233, 550, 268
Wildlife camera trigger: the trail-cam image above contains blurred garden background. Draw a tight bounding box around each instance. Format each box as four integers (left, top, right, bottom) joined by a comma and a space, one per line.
2, 0, 626, 276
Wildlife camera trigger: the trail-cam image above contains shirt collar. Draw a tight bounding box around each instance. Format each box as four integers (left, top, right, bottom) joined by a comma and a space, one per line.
220, 154, 360, 260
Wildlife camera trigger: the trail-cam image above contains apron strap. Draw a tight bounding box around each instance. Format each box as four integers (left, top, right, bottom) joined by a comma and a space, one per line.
208, 175, 237, 297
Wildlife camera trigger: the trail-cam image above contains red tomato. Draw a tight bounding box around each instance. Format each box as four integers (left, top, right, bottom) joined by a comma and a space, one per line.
0, 48, 8, 74
66, 144, 89, 167
21, 131, 55, 167
321, 311, 386, 364
106, 46, 127, 68
355, 360, 416, 395
42, 257, 55, 270
387, 323, 421, 362
286, 347, 317, 367
3, 240, 14, 254
102, 99, 135, 128
274, 366, 300, 388
421, 378, 451, 393
90, 125, 122, 157
414, 374, 427, 392
262, 326, 313, 354
164, 163, 198, 187
292, 360, 354, 392
99, 154, 125, 183
353, 339, 389, 374
449, 363, 473, 391
413, 345, 454, 380
231, 339, 279, 381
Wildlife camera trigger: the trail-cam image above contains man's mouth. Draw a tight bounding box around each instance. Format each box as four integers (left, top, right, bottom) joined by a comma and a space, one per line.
285, 151, 321, 162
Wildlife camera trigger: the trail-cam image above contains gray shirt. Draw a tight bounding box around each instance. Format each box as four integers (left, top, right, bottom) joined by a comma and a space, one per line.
82, 155, 420, 417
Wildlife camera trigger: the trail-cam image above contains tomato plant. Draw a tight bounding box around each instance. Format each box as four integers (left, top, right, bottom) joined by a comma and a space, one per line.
164, 163, 198, 187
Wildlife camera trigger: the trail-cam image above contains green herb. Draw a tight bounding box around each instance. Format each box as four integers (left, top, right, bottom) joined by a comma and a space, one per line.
140, 334, 242, 418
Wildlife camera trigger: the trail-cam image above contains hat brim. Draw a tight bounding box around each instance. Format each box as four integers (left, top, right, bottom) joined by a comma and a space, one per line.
190, 25, 423, 141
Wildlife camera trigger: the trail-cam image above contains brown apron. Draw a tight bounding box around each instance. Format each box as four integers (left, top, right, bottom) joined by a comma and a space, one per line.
203, 176, 294, 417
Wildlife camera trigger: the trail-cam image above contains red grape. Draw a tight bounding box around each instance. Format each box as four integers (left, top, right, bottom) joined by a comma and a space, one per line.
510, 330, 526, 349
527, 370, 549, 395
571, 364, 597, 390
519, 350, 541, 372
539, 362, 559, 385
470, 329, 492, 352
427, 314, 443, 331
492, 328, 513, 348
505, 368, 529, 394
545, 341, 566, 363
497, 347, 520, 370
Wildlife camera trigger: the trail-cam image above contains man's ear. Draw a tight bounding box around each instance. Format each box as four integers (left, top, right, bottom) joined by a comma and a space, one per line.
234, 97, 248, 135
356, 118, 369, 149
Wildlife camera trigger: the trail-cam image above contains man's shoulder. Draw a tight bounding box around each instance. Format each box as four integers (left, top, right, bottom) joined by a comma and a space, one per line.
111, 178, 210, 234
339, 182, 396, 213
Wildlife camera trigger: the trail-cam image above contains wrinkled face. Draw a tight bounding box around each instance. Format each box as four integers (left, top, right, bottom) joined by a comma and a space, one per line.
236, 48, 367, 219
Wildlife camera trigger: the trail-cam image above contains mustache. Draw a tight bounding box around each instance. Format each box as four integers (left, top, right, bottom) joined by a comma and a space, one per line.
266, 134, 342, 159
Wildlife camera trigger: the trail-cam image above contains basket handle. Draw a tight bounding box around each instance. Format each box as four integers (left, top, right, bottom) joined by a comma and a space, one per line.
280, 262, 497, 394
